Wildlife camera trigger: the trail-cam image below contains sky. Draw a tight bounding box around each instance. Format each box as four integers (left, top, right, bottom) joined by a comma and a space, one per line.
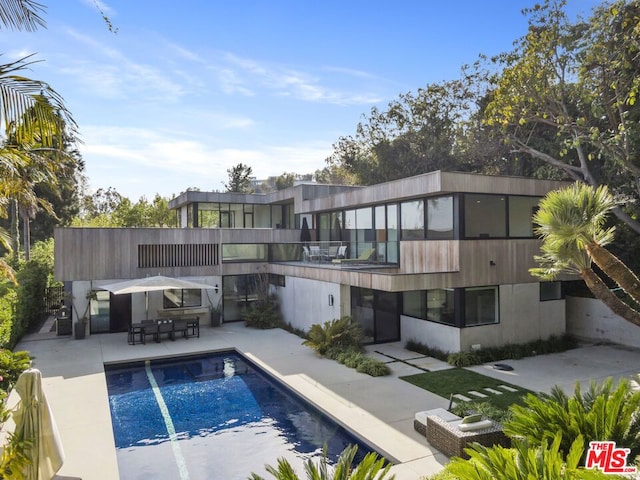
0, 0, 602, 201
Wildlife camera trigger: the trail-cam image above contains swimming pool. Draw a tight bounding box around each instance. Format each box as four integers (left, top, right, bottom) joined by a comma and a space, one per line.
105, 351, 381, 479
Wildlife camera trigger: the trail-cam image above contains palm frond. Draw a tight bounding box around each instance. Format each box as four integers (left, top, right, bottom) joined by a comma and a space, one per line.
0, 0, 45, 32
0, 54, 77, 145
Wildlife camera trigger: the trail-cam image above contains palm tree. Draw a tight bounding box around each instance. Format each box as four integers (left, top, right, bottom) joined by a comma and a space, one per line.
531, 182, 640, 326
0, 1, 77, 272
249, 445, 394, 480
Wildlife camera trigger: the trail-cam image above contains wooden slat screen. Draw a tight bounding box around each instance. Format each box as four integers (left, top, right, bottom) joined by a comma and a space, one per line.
138, 244, 219, 268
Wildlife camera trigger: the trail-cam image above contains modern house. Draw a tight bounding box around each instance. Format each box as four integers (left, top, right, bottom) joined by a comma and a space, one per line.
54, 170, 570, 352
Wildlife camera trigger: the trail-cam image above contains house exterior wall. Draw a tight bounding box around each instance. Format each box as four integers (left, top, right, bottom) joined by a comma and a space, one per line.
400, 315, 461, 353
399, 283, 564, 353
458, 283, 565, 350
566, 296, 640, 348
277, 277, 341, 332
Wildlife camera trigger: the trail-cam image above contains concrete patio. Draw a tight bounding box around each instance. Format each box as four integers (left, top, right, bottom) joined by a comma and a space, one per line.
6, 322, 640, 480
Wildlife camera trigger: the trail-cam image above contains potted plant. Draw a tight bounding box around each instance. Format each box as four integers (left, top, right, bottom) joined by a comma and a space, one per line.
210, 298, 223, 327
71, 291, 96, 339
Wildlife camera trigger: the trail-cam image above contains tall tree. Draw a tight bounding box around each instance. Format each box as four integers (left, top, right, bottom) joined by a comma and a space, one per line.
484, 0, 640, 234
325, 76, 483, 185
531, 183, 640, 327
224, 163, 254, 193
0, 0, 77, 272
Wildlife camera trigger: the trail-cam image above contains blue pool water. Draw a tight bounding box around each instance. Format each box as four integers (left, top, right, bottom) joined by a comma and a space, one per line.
105, 352, 380, 479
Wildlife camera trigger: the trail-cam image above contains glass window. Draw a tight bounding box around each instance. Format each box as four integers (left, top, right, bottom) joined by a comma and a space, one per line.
427, 289, 455, 325
387, 204, 398, 263
222, 244, 268, 262
330, 212, 343, 242
198, 203, 220, 228
402, 291, 426, 319
464, 194, 506, 238
356, 207, 374, 249
318, 213, 331, 242
271, 205, 283, 228
401, 200, 424, 239
254, 204, 271, 228
509, 196, 540, 238
163, 289, 202, 309
427, 196, 454, 239
540, 281, 563, 301
464, 287, 499, 326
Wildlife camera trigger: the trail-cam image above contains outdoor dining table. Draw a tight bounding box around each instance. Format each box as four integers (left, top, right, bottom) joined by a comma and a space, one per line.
128, 317, 200, 345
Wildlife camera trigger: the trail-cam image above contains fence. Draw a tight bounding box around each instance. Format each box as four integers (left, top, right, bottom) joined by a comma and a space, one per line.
44, 285, 65, 315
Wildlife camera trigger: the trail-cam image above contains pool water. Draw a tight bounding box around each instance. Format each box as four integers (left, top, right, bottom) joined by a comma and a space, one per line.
105, 352, 379, 479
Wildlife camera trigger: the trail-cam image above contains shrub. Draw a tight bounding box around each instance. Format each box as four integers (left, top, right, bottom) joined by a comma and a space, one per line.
355, 357, 391, 377
0, 349, 32, 392
243, 293, 282, 329
443, 435, 607, 480
0, 287, 17, 349
447, 351, 480, 367
405, 339, 449, 362
250, 444, 394, 480
504, 378, 640, 460
303, 316, 363, 356
450, 401, 511, 424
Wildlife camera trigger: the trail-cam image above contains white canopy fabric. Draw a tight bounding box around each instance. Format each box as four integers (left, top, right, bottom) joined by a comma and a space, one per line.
12, 368, 64, 480
100, 275, 214, 295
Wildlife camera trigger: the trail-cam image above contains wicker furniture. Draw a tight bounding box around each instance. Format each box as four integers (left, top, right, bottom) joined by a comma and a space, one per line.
414, 408, 460, 436
426, 415, 510, 459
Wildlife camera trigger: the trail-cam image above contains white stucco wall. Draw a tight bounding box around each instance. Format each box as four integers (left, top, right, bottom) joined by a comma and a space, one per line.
400, 315, 461, 352
400, 283, 566, 353
460, 283, 565, 350
277, 277, 341, 332
566, 296, 640, 348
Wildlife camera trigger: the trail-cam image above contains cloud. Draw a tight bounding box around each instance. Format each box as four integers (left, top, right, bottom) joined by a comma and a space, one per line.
78, 125, 332, 198
59, 29, 186, 101
212, 52, 384, 105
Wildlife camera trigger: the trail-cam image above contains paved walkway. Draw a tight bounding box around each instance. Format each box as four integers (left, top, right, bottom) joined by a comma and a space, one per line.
6, 324, 640, 480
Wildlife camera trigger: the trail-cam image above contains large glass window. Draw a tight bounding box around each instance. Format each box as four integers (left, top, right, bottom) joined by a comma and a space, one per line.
509, 196, 540, 238
356, 207, 373, 251
540, 281, 563, 301
402, 289, 455, 325
464, 287, 499, 326
427, 196, 454, 239
163, 289, 202, 309
254, 204, 271, 228
198, 202, 220, 228
427, 289, 455, 324
387, 204, 398, 263
222, 244, 268, 262
464, 195, 506, 238
401, 200, 424, 239
403, 291, 426, 319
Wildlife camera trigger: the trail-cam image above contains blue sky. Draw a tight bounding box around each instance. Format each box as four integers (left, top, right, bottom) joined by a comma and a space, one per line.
1, 0, 600, 200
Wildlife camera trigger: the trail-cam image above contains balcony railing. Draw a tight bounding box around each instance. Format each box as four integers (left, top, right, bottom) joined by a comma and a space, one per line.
268, 241, 399, 266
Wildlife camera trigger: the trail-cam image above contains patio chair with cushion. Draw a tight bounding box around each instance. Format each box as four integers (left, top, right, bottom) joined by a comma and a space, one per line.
333, 247, 376, 264
426, 414, 510, 459
309, 245, 322, 262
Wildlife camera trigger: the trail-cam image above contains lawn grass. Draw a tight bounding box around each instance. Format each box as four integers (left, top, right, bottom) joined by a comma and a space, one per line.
400, 367, 534, 411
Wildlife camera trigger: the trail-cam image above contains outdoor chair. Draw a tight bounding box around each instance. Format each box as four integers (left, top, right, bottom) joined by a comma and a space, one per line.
128, 323, 144, 345
425, 415, 510, 459
172, 319, 189, 339
309, 245, 322, 262
333, 247, 376, 264
156, 319, 174, 342
140, 320, 158, 344
186, 317, 200, 338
